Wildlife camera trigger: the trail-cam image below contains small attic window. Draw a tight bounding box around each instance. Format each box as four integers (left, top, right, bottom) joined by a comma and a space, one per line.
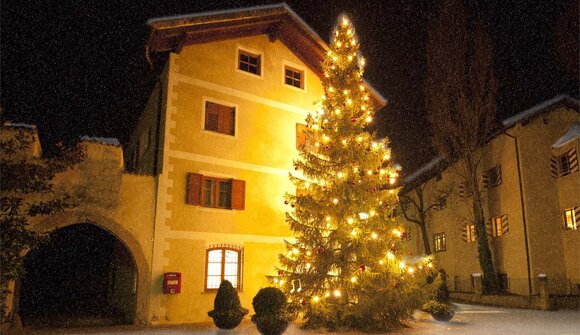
238, 49, 261, 76
284, 65, 303, 89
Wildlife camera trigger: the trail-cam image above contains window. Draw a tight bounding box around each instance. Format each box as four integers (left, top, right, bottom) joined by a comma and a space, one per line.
296, 123, 307, 149
401, 226, 412, 241
187, 173, 245, 210
433, 196, 447, 211
284, 66, 304, 89
491, 215, 509, 237
204, 101, 235, 136
551, 148, 578, 178
563, 208, 578, 230
559, 154, 571, 176
465, 224, 476, 242
202, 177, 232, 209
205, 247, 242, 290
434, 232, 446, 252
483, 165, 502, 188
238, 50, 261, 75
459, 181, 472, 198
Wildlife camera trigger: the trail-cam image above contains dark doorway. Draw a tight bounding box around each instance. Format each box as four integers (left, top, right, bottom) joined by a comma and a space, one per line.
19, 223, 137, 328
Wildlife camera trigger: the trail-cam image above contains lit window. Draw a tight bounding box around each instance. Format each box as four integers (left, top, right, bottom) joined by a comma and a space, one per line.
466, 224, 476, 242
206, 247, 242, 290
492, 216, 503, 237
563, 208, 577, 230
284, 66, 304, 89
434, 232, 446, 252
238, 50, 261, 75
204, 101, 235, 136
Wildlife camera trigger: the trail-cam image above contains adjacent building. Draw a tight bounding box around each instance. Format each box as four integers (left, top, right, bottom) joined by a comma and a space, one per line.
399, 95, 579, 298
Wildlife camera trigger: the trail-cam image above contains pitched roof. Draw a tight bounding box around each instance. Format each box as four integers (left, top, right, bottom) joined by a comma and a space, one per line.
552, 122, 580, 149
146, 3, 387, 107
502, 95, 579, 128
404, 95, 579, 188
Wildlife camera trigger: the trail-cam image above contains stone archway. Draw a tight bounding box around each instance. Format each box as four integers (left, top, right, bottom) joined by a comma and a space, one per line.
17, 212, 150, 327
19, 223, 137, 327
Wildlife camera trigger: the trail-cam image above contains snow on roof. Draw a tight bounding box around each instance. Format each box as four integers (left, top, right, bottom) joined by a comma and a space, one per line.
403, 156, 444, 185
552, 122, 580, 149
502, 95, 578, 128
80, 136, 120, 146
2, 122, 37, 130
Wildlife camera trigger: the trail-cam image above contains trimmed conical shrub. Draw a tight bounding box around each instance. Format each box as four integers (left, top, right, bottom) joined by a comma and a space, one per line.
208, 280, 248, 329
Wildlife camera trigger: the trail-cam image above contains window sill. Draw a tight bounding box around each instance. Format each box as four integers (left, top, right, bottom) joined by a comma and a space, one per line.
196, 206, 237, 213
284, 83, 306, 93
201, 129, 237, 139
235, 68, 263, 79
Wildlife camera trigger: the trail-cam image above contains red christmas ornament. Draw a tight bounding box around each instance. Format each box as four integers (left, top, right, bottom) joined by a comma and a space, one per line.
351, 181, 356, 187
324, 145, 330, 150
359, 264, 366, 271
393, 279, 400, 288
317, 247, 325, 255
301, 299, 308, 306
278, 270, 284, 276
370, 187, 376, 193
350, 116, 357, 123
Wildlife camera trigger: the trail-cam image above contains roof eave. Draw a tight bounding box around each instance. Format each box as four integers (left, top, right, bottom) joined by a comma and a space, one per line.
145, 3, 387, 108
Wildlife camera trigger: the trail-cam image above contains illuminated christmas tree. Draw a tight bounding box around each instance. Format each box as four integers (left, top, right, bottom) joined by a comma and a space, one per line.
273, 16, 435, 332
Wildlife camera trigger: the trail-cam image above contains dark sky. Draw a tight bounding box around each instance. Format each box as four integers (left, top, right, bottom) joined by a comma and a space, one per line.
2, 0, 578, 172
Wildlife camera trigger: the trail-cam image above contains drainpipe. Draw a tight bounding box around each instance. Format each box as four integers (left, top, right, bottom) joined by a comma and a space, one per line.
503, 130, 532, 297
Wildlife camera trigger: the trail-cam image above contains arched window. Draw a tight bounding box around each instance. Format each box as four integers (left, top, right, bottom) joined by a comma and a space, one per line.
205, 246, 242, 290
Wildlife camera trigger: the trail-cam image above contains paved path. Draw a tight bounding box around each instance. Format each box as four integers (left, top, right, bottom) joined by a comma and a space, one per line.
12, 304, 580, 335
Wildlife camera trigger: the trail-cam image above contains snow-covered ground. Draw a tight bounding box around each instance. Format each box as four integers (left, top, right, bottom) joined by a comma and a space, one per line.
17, 304, 580, 335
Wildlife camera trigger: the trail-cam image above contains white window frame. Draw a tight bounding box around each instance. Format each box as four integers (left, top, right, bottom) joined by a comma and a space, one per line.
205, 246, 244, 291
236, 45, 263, 79
282, 60, 307, 92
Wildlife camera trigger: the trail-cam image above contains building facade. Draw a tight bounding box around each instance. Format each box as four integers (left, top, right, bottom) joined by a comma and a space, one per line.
399, 96, 579, 298
125, 4, 385, 325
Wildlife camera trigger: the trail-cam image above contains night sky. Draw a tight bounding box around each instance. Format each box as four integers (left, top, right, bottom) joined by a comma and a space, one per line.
2, 0, 578, 172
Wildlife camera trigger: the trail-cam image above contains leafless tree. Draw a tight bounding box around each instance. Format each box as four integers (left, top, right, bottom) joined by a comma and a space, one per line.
426, 0, 499, 293
399, 184, 451, 255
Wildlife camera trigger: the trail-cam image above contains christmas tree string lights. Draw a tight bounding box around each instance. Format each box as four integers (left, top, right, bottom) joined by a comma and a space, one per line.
270, 15, 435, 331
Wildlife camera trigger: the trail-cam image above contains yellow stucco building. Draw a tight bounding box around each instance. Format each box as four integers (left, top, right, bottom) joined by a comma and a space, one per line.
399, 96, 579, 302
125, 4, 385, 325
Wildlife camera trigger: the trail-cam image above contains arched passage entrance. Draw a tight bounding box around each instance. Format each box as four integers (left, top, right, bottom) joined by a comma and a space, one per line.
19, 223, 137, 328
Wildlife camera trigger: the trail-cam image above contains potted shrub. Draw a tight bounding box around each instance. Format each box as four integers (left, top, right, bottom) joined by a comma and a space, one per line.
208, 280, 249, 329
423, 300, 456, 321
423, 270, 455, 322
251, 287, 292, 335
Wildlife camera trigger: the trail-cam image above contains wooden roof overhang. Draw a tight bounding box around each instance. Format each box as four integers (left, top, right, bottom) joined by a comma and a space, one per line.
146, 3, 387, 108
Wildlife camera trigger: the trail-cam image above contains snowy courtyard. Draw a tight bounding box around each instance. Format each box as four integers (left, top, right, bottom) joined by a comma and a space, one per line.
20, 304, 580, 335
